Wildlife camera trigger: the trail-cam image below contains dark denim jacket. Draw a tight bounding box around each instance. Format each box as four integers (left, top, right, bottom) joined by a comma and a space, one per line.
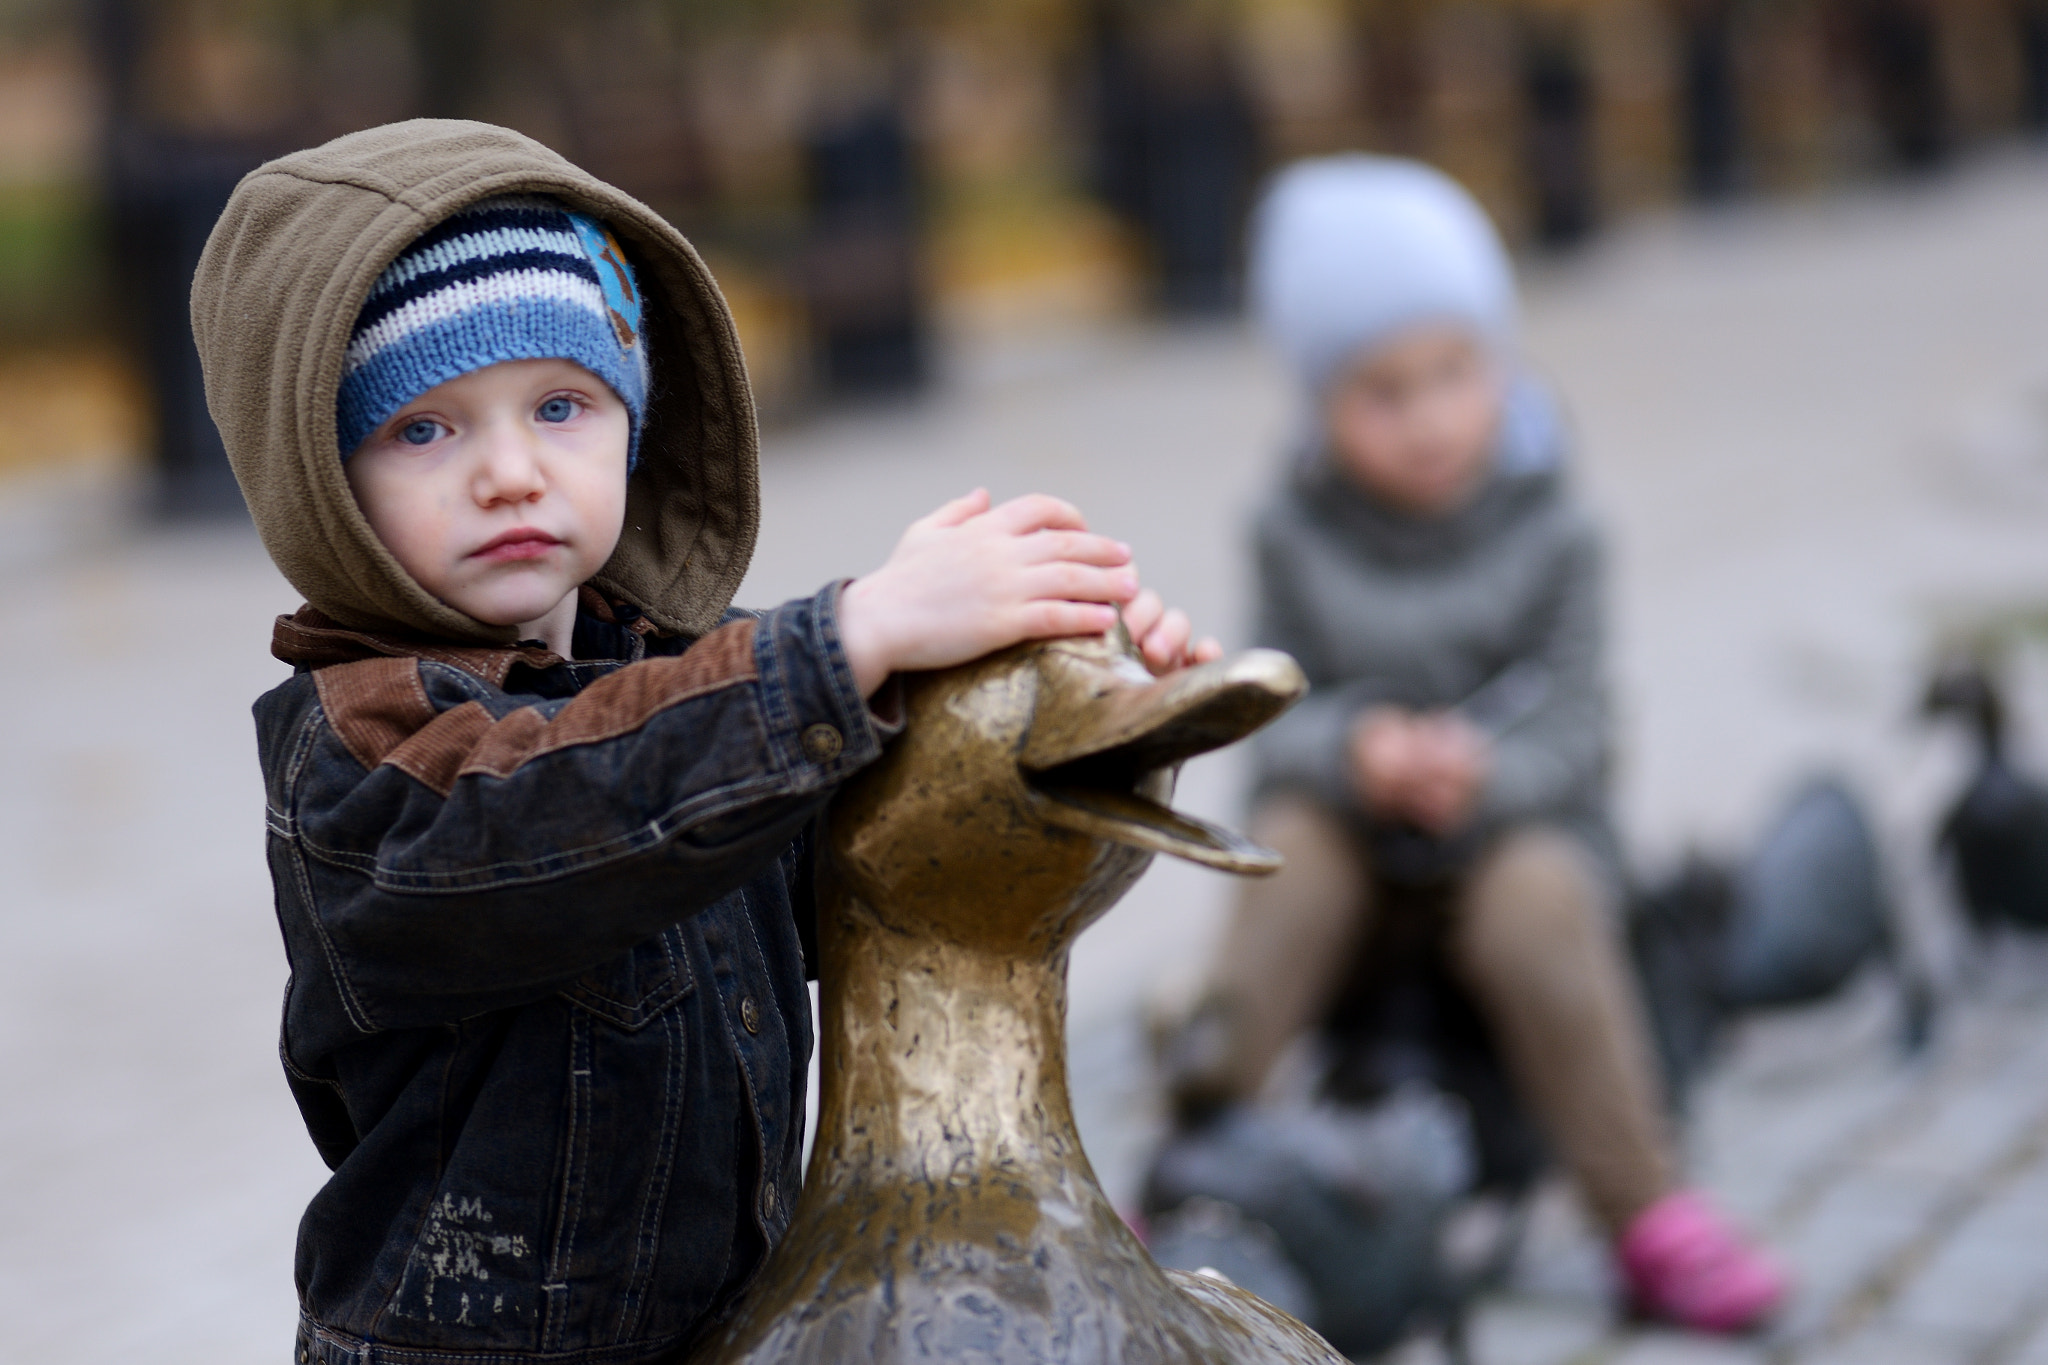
255, 584, 892, 1365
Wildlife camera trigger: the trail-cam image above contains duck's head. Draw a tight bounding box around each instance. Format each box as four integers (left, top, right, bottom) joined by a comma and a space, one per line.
826, 630, 1306, 955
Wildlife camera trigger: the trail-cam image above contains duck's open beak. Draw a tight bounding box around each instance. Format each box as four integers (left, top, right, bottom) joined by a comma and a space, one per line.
1019, 647, 1307, 875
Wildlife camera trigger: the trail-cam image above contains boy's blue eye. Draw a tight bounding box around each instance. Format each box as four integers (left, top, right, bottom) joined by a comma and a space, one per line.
537, 396, 576, 424
399, 419, 441, 446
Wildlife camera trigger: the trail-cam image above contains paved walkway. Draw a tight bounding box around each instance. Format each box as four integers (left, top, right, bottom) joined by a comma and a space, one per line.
5, 150, 2048, 1362
1382, 958, 2048, 1365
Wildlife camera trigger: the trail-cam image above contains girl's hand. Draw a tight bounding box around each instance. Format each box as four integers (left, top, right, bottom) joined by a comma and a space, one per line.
839, 490, 1139, 696
1350, 708, 1489, 832
1403, 713, 1489, 833
1350, 706, 1421, 815
1121, 587, 1224, 676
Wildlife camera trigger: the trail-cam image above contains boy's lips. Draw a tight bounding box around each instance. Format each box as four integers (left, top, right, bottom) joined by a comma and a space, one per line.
470, 528, 563, 562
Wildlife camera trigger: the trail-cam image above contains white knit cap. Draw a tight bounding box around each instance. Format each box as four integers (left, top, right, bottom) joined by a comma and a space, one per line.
1249, 155, 1518, 394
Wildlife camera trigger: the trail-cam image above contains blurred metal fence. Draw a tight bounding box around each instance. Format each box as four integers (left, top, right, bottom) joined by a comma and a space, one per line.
3, 0, 2047, 490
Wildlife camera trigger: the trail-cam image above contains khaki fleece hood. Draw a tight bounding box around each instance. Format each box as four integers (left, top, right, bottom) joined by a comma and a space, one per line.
193, 119, 759, 645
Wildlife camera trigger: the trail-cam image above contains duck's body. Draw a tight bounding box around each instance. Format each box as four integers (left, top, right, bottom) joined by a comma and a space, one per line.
691, 635, 1340, 1364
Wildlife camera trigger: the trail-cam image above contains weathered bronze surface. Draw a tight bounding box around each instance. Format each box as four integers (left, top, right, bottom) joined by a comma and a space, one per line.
690, 632, 1344, 1364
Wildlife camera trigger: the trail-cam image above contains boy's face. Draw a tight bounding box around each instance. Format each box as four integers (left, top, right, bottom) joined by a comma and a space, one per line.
1324, 325, 1504, 517
345, 358, 629, 632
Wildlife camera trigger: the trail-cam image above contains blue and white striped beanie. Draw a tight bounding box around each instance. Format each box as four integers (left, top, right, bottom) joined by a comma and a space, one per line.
336, 195, 650, 461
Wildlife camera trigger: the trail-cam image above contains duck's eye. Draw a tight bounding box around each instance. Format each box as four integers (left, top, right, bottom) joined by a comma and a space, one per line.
537, 395, 577, 424
398, 418, 443, 446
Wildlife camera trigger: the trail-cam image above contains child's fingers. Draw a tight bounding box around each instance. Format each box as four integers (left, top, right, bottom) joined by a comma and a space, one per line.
1022, 562, 1139, 604
1018, 529, 1132, 567
986, 492, 1091, 536
1139, 607, 1193, 672
1121, 587, 1166, 642
1011, 599, 1121, 641
916, 488, 991, 530
1190, 636, 1224, 664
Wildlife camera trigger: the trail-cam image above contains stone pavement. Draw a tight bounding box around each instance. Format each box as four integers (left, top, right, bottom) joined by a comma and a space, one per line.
1375, 955, 2048, 1365
6, 150, 2048, 1362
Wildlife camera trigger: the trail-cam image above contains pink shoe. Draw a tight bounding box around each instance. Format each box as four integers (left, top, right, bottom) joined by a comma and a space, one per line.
1618, 1191, 1788, 1333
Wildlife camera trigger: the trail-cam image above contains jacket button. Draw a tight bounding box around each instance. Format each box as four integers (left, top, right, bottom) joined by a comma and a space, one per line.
801, 723, 844, 762
761, 1180, 778, 1216
740, 995, 761, 1034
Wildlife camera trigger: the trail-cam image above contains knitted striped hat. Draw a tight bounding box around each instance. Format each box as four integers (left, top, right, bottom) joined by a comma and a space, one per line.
336, 194, 650, 461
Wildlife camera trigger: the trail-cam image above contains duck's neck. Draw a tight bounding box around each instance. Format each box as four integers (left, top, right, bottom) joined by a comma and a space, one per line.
806, 895, 1096, 1201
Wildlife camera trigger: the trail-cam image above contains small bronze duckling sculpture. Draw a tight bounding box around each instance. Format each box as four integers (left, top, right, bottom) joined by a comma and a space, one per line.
691, 631, 1343, 1364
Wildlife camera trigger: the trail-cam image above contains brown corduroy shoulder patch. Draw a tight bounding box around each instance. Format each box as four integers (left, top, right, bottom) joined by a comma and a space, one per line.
331, 617, 760, 799
459, 618, 759, 783
314, 657, 437, 772
383, 702, 496, 797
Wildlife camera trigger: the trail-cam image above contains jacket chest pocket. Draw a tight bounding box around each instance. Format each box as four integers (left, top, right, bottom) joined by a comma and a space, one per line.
560, 928, 694, 1030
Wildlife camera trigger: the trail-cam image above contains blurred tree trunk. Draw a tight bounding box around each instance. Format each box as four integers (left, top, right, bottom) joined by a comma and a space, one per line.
1671, 0, 1744, 199
88, 0, 261, 517
1353, 0, 1432, 156
1521, 12, 1598, 247
411, 0, 491, 120
1832, 0, 1947, 170
1084, 0, 1258, 314
2019, 0, 2048, 131
802, 4, 929, 396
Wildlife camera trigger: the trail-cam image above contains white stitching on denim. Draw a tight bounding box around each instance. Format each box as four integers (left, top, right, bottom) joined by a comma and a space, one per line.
753, 605, 798, 776
582, 930, 691, 1010
615, 999, 686, 1338
296, 766, 821, 892
541, 1012, 590, 1352
416, 659, 498, 704
278, 1026, 345, 1094
559, 930, 695, 1026
284, 698, 322, 792
816, 579, 878, 760
718, 887, 781, 1241
298, 1313, 697, 1365
292, 703, 380, 1032
298, 611, 865, 894
288, 842, 380, 1033
733, 892, 804, 1217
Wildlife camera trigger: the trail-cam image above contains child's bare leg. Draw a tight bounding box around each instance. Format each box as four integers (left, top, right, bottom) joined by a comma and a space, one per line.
1450, 827, 1676, 1234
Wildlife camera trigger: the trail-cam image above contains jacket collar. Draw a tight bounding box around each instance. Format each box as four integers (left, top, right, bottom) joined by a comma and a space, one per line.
272, 606, 562, 685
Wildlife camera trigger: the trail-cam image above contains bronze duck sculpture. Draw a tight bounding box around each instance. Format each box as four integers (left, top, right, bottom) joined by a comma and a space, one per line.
690, 631, 1345, 1364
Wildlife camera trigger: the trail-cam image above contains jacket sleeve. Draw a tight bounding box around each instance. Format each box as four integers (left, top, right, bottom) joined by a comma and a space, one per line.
281, 583, 886, 1025
1475, 520, 1609, 828
1247, 510, 1378, 809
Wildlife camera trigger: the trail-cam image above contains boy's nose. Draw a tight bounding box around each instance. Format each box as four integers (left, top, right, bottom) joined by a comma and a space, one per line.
473, 430, 547, 505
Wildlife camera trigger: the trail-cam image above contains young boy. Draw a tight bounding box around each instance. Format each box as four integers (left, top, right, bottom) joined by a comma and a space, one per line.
193, 120, 1213, 1365
1165, 156, 1786, 1332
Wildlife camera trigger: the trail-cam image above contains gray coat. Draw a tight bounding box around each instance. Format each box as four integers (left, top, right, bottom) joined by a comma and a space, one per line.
1250, 421, 1618, 880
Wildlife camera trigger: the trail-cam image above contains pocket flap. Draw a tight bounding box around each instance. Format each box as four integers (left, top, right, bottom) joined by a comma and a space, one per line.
561, 928, 694, 1029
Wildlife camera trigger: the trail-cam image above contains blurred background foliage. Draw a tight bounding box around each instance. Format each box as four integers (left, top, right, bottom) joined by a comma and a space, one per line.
0, 0, 2045, 499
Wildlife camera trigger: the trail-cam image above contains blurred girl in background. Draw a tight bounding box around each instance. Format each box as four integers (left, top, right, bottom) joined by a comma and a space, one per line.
1169, 156, 1785, 1333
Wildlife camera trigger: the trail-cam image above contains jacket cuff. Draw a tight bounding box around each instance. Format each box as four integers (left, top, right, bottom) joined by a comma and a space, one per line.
751, 581, 901, 791
1475, 733, 1568, 828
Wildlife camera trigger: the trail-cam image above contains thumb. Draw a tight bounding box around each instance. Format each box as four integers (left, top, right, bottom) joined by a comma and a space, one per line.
922, 488, 990, 530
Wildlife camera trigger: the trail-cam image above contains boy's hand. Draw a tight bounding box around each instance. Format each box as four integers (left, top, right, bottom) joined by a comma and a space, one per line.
839, 490, 1139, 696
1121, 587, 1224, 676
